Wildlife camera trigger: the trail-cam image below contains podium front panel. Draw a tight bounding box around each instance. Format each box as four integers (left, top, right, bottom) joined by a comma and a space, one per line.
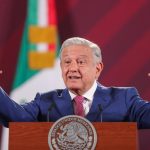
9, 122, 137, 150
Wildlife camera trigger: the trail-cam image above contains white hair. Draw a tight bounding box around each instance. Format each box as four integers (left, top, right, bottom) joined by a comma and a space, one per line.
60, 37, 102, 63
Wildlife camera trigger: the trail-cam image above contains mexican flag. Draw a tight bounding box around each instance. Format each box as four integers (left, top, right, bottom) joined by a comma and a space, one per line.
1, 0, 65, 149
10, 0, 65, 103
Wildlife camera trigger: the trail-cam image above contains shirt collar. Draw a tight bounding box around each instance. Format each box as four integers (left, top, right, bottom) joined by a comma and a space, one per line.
69, 80, 97, 101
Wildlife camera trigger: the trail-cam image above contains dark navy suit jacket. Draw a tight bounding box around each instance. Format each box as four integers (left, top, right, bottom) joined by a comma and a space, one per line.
0, 84, 150, 128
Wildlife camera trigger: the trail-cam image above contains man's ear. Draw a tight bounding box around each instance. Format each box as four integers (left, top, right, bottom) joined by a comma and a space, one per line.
96, 62, 104, 80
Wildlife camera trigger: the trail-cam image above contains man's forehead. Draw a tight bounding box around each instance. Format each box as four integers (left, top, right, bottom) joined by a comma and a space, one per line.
62, 49, 92, 58
60, 45, 93, 61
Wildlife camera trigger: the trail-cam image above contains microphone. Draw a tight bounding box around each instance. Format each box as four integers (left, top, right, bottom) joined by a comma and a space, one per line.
47, 102, 55, 122
98, 104, 103, 122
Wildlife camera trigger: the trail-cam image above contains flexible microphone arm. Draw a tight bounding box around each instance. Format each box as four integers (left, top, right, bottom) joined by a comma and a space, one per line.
47, 102, 55, 122
98, 104, 103, 122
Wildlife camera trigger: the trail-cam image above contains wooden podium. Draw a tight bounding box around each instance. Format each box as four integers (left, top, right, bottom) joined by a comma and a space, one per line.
9, 122, 137, 150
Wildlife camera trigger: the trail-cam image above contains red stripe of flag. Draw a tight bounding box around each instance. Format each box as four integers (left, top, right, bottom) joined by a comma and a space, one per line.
48, 0, 57, 24
48, 0, 57, 52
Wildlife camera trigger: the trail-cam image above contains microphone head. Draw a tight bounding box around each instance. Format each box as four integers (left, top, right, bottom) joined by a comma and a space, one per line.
56, 89, 63, 97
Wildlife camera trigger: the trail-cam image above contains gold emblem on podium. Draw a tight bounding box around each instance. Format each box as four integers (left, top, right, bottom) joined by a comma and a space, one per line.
48, 115, 97, 150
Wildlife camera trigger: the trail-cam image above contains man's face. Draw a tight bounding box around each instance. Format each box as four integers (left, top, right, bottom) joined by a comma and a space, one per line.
60, 44, 103, 95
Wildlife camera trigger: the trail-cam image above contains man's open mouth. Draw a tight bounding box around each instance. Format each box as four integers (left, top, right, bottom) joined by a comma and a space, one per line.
68, 76, 81, 79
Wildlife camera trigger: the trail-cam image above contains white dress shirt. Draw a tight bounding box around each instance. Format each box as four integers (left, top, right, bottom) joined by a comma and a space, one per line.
69, 80, 97, 115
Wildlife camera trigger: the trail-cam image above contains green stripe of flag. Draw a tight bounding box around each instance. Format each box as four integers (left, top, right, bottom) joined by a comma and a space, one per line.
28, 0, 38, 51
12, 0, 39, 89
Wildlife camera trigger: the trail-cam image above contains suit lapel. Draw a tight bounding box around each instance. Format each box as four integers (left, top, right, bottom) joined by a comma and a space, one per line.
54, 89, 74, 116
54, 84, 111, 120
86, 85, 111, 121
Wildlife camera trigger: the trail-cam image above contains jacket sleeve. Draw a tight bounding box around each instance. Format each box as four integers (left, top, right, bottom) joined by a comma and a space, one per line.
0, 87, 41, 127
126, 87, 150, 129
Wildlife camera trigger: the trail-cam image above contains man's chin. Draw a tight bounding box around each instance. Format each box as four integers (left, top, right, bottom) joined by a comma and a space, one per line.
67, 85, 82, 91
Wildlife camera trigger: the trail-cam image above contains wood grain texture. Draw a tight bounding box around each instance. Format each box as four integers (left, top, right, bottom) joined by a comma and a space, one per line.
9, 122, 137, 150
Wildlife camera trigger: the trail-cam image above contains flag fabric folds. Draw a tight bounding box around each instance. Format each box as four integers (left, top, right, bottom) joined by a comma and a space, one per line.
1, 1, 65, 150
10, 0, 64, 103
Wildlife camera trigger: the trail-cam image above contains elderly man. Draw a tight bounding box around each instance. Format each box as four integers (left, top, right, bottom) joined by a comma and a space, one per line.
0, 37, 150, 128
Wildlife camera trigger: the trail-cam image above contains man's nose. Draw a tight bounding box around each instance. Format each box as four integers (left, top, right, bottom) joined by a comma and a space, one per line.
69, 61, 78, 71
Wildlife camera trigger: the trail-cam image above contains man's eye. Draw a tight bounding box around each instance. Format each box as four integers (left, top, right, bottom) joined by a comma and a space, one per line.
64, 60, 71, 64
78, 60, 86, 65
79, 61, 83, 64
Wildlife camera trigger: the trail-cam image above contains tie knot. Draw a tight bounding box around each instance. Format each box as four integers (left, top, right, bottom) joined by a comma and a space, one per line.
74, 96, 84, 103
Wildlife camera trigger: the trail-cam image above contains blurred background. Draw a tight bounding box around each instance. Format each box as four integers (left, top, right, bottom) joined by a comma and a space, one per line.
0, 0, 149, 101
56, 0, 150, 100
0, 0, 150, 149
